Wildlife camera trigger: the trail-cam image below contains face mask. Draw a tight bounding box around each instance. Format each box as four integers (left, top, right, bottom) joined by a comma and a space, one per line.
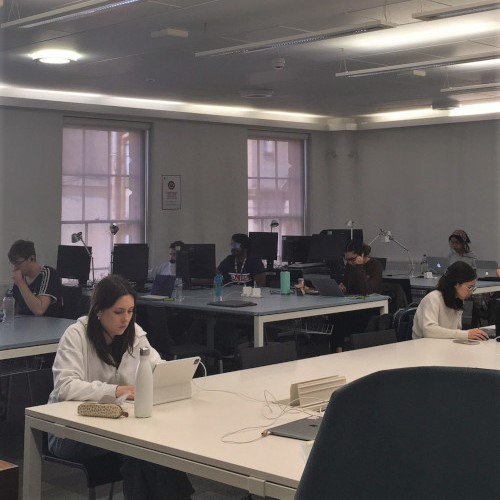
231, 242, 242, 250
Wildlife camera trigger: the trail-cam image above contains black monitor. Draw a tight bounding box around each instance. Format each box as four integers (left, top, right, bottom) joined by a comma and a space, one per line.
248, 232, 278, 270
57, 245, 91, 286
282, 235, 312, 264
307, 234, 346, 263
112, 243, 149, 290
176, 243, 216, 289
320, 228, 364, 244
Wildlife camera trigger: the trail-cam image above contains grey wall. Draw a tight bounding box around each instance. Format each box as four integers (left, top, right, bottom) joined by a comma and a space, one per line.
0, 104, 498, 293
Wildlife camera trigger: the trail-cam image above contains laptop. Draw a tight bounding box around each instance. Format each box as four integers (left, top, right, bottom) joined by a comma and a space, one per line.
151, 357, 200, 405
266, 416, 323, 441
476, 260, 498, 278
304, 275, 345, 297
151, 274, 176, 296
426, 256, 448, 275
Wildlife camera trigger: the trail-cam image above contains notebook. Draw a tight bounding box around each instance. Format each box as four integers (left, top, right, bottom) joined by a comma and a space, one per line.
426, 256, 448, 275
266, 416, 323, 441
304, 275, 344, 297
206, 300, 257, 307
151, 357, 200, 405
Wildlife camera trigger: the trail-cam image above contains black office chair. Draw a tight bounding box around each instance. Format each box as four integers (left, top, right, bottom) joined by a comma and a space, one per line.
238, 341, 297, 369
350, 329, 397, 350
296, 366, 500, 499
27, 369, 123, 500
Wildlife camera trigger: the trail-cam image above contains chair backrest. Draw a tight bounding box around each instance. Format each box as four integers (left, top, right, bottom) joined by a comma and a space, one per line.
296, 366, 500, 500
371, 257, 387, 270
350, 329, 397, 350
382, 277, 412, 305
238, 341, 297, 369
393, 305, 417, 341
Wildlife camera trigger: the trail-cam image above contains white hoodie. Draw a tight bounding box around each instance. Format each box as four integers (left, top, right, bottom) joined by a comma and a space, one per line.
49, 316, 161, 403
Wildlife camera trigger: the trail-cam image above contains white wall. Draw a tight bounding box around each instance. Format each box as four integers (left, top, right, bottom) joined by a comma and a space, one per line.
0, 104, 498, 294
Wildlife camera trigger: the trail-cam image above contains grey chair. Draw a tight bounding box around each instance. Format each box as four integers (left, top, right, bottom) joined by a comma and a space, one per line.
238, 341, 297, 369
350, 329, 397, 349
296, 366, 500, 500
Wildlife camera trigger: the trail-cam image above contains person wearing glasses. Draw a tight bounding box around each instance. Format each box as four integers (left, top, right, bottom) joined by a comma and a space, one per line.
339, 240, 383, 295
7, 239, 61, 317
412, 261, 488, 340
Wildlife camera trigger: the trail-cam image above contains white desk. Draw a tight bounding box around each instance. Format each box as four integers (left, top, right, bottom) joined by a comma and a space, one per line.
24, 338, 500, 499
0, 317, 74, 361
409, 277, 500, 294
139, 288, 389, 347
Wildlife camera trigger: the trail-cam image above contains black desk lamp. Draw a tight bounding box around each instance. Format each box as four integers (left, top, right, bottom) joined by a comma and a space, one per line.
71, 232, 95, 285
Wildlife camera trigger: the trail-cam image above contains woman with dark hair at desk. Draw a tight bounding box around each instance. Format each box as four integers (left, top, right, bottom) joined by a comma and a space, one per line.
48, 274, 194, 500
412, 261, 488, 341
448, 229, 477, 268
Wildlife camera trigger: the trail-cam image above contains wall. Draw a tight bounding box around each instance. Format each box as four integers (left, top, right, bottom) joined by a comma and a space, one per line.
0, 104, 498, 294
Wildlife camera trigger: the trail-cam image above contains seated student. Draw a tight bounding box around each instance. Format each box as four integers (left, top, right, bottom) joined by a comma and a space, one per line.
339, 240, 383, 295
48, 274, 194, 500
7, 239, 61, 317
448, 229, 477, 268
148, 240, 184, 279
217, 233, 266, 287
412, 261, 488, 340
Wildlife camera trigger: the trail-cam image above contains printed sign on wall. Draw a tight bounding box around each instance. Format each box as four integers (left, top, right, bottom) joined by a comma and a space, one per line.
162, 175, 181, 210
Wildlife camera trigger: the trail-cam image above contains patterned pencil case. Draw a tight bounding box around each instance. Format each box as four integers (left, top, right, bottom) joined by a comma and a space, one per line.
77, 402, 128, 419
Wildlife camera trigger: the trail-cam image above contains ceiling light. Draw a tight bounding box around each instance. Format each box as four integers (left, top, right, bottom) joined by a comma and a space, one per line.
441, 82, 500, 93
32, 50, 80, 64
151, 28, 189, 38
239, 89, 274, 98
1, 0, 144, 29
335, 51, 500, 77
195, 21, 396, 57
412, 0, 500, 21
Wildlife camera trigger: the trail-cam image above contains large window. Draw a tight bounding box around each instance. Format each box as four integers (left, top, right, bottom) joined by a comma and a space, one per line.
248, 133, 306, 259
61, 121, 148, 279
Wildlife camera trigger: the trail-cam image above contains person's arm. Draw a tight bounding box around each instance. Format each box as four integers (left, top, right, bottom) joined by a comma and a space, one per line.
52, 325, 120, 402
12, 270, 52, 316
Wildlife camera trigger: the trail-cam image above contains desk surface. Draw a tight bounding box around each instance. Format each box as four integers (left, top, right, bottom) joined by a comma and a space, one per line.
24, 339, 500, 499
0, 316, 74, 360
384, 275, 500, 294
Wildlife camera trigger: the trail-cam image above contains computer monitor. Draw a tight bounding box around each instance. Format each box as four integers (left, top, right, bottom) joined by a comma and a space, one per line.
320, 228, 364, 244
57, 245, 91, 286
176, 243, 216, 289
307, 234, 346, 263
249, 232, 278, 270
282, 235, 312, 264
112, 243, 149, 290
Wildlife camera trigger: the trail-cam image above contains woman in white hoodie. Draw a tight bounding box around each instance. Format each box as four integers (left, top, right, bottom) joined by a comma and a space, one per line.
48, 274, 193, 500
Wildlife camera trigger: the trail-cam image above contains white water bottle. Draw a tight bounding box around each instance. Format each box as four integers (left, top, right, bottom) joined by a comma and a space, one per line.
2, 289, 15, 323
135, 347, 153, 418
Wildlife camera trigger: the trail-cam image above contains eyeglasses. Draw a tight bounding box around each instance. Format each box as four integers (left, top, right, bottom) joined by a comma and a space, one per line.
345, 256, 358, 262
10, 258, 26, 266
462, 284, 477, 293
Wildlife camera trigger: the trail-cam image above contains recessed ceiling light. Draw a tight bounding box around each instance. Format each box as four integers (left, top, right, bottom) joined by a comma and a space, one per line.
239, 89, 274, 98
32, 50, 81, 64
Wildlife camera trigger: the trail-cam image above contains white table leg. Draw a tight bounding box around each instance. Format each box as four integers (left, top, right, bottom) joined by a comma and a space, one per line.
23, 418, 42, 500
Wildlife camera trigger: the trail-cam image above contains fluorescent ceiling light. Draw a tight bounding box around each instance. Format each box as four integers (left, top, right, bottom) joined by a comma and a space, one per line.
441, 82, 500, 93
195, 21, 396, 57
335, 51, 500, 77
32, 49, 80, 64
1, 0, 144, 29
412, 0, 500, 21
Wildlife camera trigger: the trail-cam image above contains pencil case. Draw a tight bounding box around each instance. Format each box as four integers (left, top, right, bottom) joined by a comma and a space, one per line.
77, 402, 128, 418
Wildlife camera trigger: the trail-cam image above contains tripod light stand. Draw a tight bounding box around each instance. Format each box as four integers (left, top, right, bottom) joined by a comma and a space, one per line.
71, 232, 95, 284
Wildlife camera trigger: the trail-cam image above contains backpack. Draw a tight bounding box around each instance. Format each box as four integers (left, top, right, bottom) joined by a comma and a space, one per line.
393, 304, 418, 342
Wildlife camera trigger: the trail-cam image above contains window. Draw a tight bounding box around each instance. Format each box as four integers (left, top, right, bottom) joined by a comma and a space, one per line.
248, 134, 306, 259
61, 121, 148, 279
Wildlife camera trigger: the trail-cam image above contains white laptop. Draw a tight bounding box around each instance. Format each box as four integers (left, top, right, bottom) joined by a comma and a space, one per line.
304, 275, 345, 297
476, 260, 498, 278
152, 357, 200, 405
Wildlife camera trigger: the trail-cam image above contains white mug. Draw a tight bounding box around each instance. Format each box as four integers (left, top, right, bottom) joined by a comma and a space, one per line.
251, 287, 262, 298
424, 271, 433, 279
241, 286, 252, 297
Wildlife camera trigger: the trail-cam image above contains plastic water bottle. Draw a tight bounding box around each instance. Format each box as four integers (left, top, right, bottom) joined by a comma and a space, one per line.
213, 274, 224, 301
174, 277, 184, 302
420, 254, 428, 274
2, 289, 15, 323
135, 347, 153, 418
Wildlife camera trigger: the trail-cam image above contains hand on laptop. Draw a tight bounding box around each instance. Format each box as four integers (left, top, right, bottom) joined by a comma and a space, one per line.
467, 329, 489, 341
338, 282, 347, 293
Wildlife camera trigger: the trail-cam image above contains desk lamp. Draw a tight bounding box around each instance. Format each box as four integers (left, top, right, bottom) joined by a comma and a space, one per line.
270, 220, 279, 232
369, 228, 415, 277
109, 223, 120, 272
345, 220, 355, 240
71, 232, 95, 285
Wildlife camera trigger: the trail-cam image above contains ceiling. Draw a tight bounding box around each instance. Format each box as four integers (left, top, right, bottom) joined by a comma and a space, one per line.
0, 0, 499, 128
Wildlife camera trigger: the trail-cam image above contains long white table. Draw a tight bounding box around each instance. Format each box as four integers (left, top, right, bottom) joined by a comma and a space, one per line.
0, 317, 74, 361
139, 287, 389, 347
23, 338, 500, 499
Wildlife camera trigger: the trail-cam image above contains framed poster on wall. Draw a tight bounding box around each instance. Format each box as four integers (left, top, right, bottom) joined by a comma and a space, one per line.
162, 175, 181, 210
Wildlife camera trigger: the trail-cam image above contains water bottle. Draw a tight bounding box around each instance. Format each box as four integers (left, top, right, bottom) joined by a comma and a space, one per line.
2, 289, 15, 323
174, 277, 184, 302
420, 254, 428, 274
135, 347, 153, 418
213, 274, 224, 301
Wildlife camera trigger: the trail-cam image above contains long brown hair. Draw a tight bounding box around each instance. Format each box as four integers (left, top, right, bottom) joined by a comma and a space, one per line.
87, 275, 137, 366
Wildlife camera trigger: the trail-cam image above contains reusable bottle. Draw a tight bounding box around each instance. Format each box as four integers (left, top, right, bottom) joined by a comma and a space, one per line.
213, 274, 224, 301
135, 347, 153, 418
2, 289, 15, 323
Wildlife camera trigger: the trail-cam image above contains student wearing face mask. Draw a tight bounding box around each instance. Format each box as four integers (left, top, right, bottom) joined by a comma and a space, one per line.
148, 240, 184, 279
412, 261, 488, 340
216, 233, 266, 287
